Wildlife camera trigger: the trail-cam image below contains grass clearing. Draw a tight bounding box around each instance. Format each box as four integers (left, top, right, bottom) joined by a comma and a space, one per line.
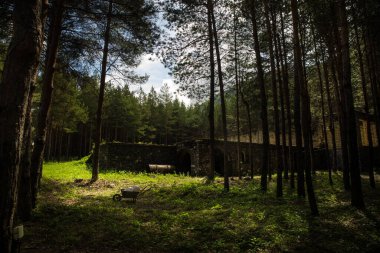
22, 159, 380, 252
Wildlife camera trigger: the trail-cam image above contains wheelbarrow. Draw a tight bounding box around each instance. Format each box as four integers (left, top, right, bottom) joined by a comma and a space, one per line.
112, 186, 149, 203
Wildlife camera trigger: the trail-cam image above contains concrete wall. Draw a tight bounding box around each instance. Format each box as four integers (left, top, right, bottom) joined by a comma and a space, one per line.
97, 140, 379, 176
98, 143, 177, 172
177, 139, 278, 177
97, 140, 279, 176
313, 147, 380, 171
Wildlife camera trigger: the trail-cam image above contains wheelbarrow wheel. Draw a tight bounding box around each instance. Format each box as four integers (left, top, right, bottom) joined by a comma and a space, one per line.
113, 194, 122, 202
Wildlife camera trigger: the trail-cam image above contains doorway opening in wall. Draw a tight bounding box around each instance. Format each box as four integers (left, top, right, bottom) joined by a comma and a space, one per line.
177, 151, 191, 175
214, 148, 224, 176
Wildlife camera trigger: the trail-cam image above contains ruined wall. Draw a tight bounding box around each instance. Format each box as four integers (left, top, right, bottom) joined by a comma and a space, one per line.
178, 139, 278, 177
312, 147, 380, 171
98, 143, 177, 172
177, 140, 206, 176
97, 140, 376, 177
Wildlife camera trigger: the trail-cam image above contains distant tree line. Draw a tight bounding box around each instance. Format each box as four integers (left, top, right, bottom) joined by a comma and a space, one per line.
44, 75, 208, 160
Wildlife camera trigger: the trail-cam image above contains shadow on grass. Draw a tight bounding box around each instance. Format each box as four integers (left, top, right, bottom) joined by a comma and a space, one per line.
23, 174, 380, 253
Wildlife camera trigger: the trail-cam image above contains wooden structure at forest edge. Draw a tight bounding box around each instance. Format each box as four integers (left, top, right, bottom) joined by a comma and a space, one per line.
96, 136, 380, 176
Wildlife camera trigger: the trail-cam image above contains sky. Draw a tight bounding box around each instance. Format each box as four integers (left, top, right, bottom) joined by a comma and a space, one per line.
130, 10, 194, 105
134, 54, 192, 105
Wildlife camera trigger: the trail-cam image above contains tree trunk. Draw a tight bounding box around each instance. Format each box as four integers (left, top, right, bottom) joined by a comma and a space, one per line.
241, 92, 254, 179
364, 34, 380, 152
54, 127, 59, 161
275, 27, 288, 184
329, 4, 351, 190
58, 128, 63, 161
46, 122, 52, 161
17, 84, 35, 222
206, 0, 215, 181
321, 48, 338, 172
79, 124, 83, 157
263, 0, 282, 197
301, 20, 317, 177
0, 0, 47, 251
300, 80, 320, 215
328, 41, 350, 188
290, 0, 305, 197
280, 6, 294, 186
291, 0, 318, 215
250, 0, 269, 192
362, 0, 380, 149
234, 4, 241, 180
31, 0, 65, 206
89, 124, 93, 155
354, 21, 375, 188
335, 0, 364, 208
66, 134, 70, 160
312, 26, 332, 184
363, 34, 380, 147
92, 0, 113, 182
211, 5, 229, 191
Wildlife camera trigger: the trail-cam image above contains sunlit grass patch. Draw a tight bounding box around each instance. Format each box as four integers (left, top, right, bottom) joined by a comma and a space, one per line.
42, 159, 91, 181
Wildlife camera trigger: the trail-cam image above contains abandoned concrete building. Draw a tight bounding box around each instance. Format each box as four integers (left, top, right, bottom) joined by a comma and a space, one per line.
97, 140, 280, 176
99, 110, 380, 176
97, 138, 379, 177
97, 110, 380, 176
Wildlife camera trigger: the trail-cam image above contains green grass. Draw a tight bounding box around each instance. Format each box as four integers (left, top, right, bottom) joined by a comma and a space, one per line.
22, 159, 380, 253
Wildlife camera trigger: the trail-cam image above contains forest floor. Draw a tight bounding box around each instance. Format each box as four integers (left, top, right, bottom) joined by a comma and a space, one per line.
21, 158, 380, 253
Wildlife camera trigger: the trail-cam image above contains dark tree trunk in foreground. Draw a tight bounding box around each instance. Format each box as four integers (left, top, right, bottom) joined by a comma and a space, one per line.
0, 1, 47, 252
241, 90, 254, 179
31, 0, 65, 208
92, 0, 113, 182
263, 0, 282, 197
364, 33, 380, 154
312, 26, 332, 185
234, 5, 242, 180
291, 0, 318, 215
300, 76, 320, 215
290, 0, 305, 197
336, 0, 364, 209
329, 8, 350, 190
250, 0, 269, 192
354, 21, 375, 188
321, 47, 338, 172
280, 6, 293, 186
211, 5, 229, 191
361, 0, 380, 151
207, 0, 215, 181
17, 85, 35, 222
274, 19, 287, 189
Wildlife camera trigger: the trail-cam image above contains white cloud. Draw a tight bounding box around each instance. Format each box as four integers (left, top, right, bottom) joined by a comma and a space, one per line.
134, 54, 192, 105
